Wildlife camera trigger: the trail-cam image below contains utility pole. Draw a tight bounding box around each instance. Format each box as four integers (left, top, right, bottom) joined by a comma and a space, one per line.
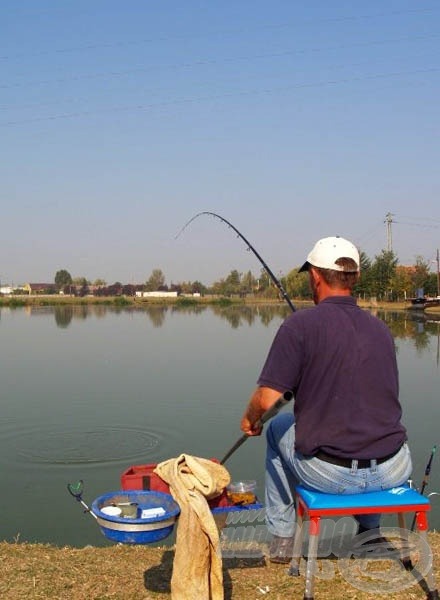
384, 212, 394, 252
437, 248, 440, 297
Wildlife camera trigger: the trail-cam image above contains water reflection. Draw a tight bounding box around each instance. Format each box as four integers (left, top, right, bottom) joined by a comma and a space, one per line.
2, 304, 440, 362
210, 304, 291, 328
54, 305, 74, 328
9, 303, 293, 329
147, 306, 168, 328
377, 311, 440, 362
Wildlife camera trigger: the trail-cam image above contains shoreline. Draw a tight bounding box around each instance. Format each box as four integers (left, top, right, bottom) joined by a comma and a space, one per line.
0, 294, 419, 312
1, 534, 439, 599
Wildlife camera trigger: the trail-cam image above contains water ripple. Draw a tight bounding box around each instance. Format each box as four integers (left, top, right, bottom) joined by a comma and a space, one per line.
2, 425, 176, 465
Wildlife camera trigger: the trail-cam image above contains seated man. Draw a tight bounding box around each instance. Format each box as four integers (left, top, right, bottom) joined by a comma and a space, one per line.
240, 236, 412, 562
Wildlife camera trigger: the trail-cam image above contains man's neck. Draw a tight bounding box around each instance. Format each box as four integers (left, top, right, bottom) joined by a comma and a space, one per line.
316, 286, 352, 304
309, 267, 353, 304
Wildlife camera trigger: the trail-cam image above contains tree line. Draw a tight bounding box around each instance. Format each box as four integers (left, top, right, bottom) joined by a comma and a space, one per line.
287, 250, 438, 301
50, 250, 439, 301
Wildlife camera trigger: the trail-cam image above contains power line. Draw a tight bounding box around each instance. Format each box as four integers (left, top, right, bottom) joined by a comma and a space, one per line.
356, 221, 384, 247
2, 6, 439, 61
394, 220, 439, 229
2, 33, 439, 90
2, 50, 438, 112
1, 66, 439, 127
396, 214, 440, 224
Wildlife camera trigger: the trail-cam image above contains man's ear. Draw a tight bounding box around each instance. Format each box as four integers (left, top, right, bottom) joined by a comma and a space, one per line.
309, 267, 320, 285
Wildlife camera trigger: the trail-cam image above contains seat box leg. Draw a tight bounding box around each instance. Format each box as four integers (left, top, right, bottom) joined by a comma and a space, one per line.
289, 510, 304, 577
397, 513, 413, 571
418, 529, 439, 599
303, 516, 320, 600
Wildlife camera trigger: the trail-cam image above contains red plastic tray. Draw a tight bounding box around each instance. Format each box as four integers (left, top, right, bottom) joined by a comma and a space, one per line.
121, 463, 230, 509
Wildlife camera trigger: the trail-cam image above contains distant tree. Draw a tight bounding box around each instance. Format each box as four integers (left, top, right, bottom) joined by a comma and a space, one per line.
111, 282, 123, 295
425, 272, 439, 297
54, 269, 72, 289
175, 280, 191, 294
390, 266, 413, 301
191, 280, 207, 295
257, 268, 271, 293
224, 270, 241, 295
93, 278, 106, 286
411, 255, 431, 295
285, 268, 309, 299
171, 279, 206, 295
369, 250, 398, 300
240, 270, 257, 296
72, 276, 90, 286
145, 269, 166, 291
93, 282, 123, 297
78, 283, 90, 297
122, 284, 136, 296
93, 286, 108, 297
169, 282, 183, 294
354, 250, 373, 298
63, 284, 75, 296
210, 278, 226, 295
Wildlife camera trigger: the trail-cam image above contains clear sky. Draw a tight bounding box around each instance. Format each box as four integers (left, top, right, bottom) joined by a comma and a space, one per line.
2, 1, 439, 286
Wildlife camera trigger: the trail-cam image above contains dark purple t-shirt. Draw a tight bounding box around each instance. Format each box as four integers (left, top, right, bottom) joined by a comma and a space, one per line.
257, 296, 407, 459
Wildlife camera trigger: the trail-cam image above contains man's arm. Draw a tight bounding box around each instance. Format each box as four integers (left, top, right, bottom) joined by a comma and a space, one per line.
240, 386, 283, 436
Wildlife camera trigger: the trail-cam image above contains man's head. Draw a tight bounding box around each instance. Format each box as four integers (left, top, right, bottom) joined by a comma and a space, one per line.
299, 236, 360, 302
299, 236, 360, 274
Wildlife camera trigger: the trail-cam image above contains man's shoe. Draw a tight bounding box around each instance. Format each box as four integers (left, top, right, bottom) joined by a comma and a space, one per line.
352, 526, 397, 558
357, 525, 390, 546
269, 535, 294, 564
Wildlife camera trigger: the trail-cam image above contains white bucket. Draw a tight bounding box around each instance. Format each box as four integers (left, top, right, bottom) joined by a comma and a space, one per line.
101, 506, 122, 517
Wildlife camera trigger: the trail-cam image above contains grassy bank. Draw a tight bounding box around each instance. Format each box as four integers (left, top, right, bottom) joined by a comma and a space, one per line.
425, 305, 440, 314
1, 534, 439, 599
0, 294, 415, 311
0, 295, 249, 308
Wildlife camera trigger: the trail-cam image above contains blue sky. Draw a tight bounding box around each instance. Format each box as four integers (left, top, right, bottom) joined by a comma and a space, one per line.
1, 1, 439, 286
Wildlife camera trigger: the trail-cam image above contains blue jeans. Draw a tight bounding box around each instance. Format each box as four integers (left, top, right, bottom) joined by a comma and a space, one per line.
265, 413, 412, 536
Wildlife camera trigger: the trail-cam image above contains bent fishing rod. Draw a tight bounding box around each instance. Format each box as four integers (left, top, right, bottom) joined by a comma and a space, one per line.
176, 212, 296, 462
411, 444, 437, 532
175, 211, 296, 313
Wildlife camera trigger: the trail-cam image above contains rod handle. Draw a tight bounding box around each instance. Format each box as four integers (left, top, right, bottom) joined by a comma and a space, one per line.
257, 390, 294, 426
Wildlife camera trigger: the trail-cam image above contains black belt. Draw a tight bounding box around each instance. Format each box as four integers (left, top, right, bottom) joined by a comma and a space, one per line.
314, 446, 402, 469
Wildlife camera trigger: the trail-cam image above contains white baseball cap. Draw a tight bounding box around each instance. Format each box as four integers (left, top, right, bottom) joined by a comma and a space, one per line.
298, 236, 360, 273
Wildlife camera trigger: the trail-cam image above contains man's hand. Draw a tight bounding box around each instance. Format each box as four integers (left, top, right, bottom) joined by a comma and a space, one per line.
240, 386, 284, 437
240, 415, 263, 437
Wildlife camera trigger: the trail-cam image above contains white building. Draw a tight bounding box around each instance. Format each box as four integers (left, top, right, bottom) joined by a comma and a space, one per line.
135, 291, 178, 298
0, 285, 14, 295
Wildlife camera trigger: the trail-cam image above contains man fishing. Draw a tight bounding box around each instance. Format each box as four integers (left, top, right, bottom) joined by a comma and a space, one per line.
240, 236, 412, 563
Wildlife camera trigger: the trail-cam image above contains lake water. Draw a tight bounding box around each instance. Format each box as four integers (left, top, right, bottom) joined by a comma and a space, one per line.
0, 303, 439, 547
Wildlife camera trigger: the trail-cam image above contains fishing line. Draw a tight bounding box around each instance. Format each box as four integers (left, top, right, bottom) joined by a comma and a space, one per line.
175, 211, 296, 312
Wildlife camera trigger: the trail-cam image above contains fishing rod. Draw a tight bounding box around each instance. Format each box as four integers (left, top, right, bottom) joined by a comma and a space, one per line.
176, 212, 296, 462
220, 390, 293, 464
411, 445, 437, 531
175, 211, 296, 313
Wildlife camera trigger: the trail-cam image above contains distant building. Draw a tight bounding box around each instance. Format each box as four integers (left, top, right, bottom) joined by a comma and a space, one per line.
0, 285, 13, 295
23, 283, 58, 295
135, 291, 178, 298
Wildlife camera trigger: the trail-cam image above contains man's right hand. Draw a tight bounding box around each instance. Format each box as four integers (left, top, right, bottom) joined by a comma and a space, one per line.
240, 386, 284, 436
